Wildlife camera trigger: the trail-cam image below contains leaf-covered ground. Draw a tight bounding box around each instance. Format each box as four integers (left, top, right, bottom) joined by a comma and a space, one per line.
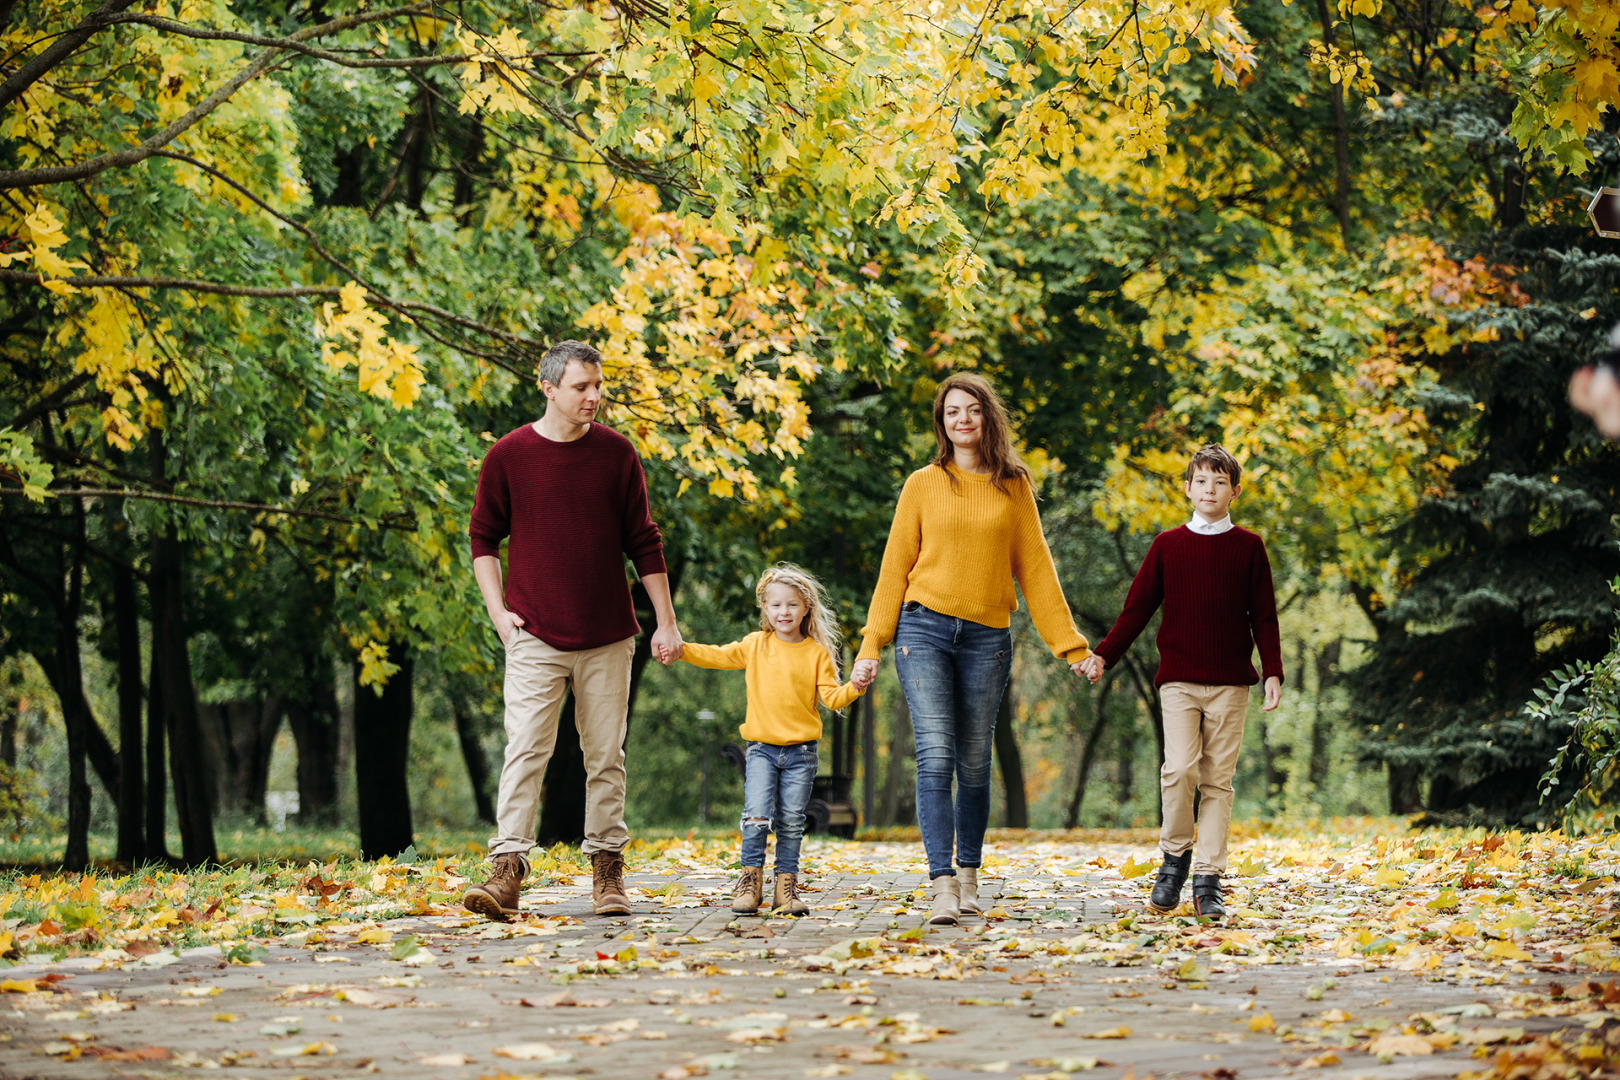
1, 820, 1618, 1078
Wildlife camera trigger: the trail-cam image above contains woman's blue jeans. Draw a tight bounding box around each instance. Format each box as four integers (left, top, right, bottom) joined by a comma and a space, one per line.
740, 740, 818, 874
894, 601, 1012, 879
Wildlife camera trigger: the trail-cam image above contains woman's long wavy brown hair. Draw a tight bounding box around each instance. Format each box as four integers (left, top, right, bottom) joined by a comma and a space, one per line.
931, 372, 1030, 495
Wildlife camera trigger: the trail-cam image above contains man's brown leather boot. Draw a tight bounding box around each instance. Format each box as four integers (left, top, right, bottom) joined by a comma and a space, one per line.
591, 851, 631, 916
772, 872, 809, 916
732, 867, 763, 914
462, 853, 526, 922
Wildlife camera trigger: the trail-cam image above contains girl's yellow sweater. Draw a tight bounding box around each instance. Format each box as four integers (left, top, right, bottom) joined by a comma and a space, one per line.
682, 632, 864, 745
858, 463, 1092, 663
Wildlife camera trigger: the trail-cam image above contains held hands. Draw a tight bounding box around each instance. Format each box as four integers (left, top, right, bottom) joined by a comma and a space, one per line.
652, 623, 684, 666
850, 658, 879, 692
1263, 675, 1282, 712
1075, 654, 1106, 684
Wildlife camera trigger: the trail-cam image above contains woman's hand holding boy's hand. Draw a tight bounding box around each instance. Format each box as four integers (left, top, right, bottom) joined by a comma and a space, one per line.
851, 658, 878, 691
1263, 676, 1281, 712
1075, 654, 1105, 683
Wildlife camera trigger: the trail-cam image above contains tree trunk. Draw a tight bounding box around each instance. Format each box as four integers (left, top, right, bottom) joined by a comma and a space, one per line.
1065, 678, 1113, 829
880, 694, 914, 827
1262, 719, 1287, 801
1115, 736, 1134, 827
145, 631, 171, 862
111, 562, 145, 863
1388, 762, 1422, 814
285, 651, 340, 826
151, 526, 216, 866
353, 644, 414, 859
43, 643, 92, 872
198, 698, 283, 823
453, 116, 485, 226
1498, 160, 1526, 230
453, 697, 495, 825
860, 688, 875, 831
1315, 0, 1352, 244
535, 692, 587, 846
993, 690, 1027, 828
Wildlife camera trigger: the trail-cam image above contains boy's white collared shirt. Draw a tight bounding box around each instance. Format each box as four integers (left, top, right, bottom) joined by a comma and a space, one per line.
1187, 513, 1234, 535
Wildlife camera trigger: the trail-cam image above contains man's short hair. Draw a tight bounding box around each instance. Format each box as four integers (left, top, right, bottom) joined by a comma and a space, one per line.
538, 340, 601, 388
1185, 444, 1242, 486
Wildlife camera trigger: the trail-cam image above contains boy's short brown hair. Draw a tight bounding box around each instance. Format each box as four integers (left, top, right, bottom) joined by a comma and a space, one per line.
1184, 444, 1242, 486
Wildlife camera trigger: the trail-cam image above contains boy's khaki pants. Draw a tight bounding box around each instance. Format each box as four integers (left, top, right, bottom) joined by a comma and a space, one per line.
1158, 681, 1250, 875
490, 628, 635, 860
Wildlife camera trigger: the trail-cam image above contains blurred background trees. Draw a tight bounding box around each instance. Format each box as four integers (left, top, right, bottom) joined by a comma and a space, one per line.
2, 0, 1618, 866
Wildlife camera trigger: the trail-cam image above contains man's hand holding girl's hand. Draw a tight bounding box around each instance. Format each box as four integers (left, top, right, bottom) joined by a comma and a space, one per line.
851, 658, 878, 691
1074, 654, 1105, 684
652, 623, 684, 666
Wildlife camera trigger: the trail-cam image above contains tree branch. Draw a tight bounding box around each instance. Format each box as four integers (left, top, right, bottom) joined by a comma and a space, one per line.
0, 267, 341, 297
104, 14, 592, 70
0, 4, 429, 191
0, 486, 413, 526
0, 0, 140, 112
4, 371, 95, 431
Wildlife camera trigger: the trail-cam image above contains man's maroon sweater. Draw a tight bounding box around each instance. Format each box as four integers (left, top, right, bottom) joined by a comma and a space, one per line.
1092, 526, 1285, 688
468, 423, 666, 652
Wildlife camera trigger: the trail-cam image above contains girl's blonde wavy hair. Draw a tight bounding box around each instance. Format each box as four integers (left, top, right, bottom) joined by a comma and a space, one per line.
755, 562, 843, 679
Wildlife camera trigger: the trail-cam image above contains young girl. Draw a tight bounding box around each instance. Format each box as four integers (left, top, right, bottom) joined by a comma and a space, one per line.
681, 563, 866, 915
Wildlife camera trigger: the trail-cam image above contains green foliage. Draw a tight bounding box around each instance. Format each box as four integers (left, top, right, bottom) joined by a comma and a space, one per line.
1535, 581, 1620, 820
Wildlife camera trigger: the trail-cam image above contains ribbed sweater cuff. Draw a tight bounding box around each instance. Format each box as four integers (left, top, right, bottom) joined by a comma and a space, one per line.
631, 552, 668, 578
470, 539, 501, 559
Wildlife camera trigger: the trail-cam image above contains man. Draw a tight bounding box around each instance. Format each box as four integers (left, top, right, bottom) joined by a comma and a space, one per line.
462, 340, 683, 920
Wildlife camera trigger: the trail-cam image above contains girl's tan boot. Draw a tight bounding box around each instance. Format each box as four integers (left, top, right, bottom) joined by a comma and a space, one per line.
957, 867, 981, 915
772, 873, 809, 916
929, 875, 960, 926
732, 867, 763, 914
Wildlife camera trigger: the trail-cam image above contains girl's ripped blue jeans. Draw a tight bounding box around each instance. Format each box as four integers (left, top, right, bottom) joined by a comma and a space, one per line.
740, 740, 819, 874
893, 601, 1012, 879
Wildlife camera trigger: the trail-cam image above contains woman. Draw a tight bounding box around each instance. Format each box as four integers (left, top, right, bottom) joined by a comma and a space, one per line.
850, 372, 1092, 925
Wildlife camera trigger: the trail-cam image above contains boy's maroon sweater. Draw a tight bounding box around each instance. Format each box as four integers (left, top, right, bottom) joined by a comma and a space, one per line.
1092, 526, 1284, 688
468, 422, 666, 652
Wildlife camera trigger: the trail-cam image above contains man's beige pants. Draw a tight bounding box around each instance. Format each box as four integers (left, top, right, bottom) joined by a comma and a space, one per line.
1158, 681, 1251, 875
490, 628, 635, 860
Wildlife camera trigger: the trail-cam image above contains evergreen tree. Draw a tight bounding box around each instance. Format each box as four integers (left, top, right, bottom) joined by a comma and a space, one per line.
1352, 165, 1620, 820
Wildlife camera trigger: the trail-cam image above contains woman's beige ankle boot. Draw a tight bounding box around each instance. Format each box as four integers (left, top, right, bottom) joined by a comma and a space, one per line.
929, 875, 960, 926
957, 867, 981, 915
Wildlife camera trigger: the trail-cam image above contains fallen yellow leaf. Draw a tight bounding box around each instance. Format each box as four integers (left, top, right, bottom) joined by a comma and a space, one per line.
1366, 1032, 1434, 1056
1081, 1026, 1132, 1039
1484, 939, 1533, 962
1248, 1012, 1275, 1032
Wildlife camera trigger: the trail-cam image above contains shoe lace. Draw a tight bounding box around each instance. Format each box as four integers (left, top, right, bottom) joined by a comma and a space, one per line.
490, 856, 522, 888
779, 876, 799, 902
734, 868, 758, 897
596, 856, 626, 894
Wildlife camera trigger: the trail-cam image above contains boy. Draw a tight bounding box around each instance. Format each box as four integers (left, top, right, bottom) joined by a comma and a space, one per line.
1079, 445, 1283, 918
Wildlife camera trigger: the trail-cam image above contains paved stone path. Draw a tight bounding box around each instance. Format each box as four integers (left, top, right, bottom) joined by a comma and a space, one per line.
0, 868, 1583, 1080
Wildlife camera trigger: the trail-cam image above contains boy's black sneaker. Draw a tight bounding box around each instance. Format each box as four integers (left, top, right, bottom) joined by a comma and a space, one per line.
1191, 874, 1227, 919
1147, 851, 1191, 912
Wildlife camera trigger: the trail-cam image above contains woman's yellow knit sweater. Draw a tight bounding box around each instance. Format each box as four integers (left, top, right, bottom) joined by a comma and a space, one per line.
857, 463, 1092, 663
